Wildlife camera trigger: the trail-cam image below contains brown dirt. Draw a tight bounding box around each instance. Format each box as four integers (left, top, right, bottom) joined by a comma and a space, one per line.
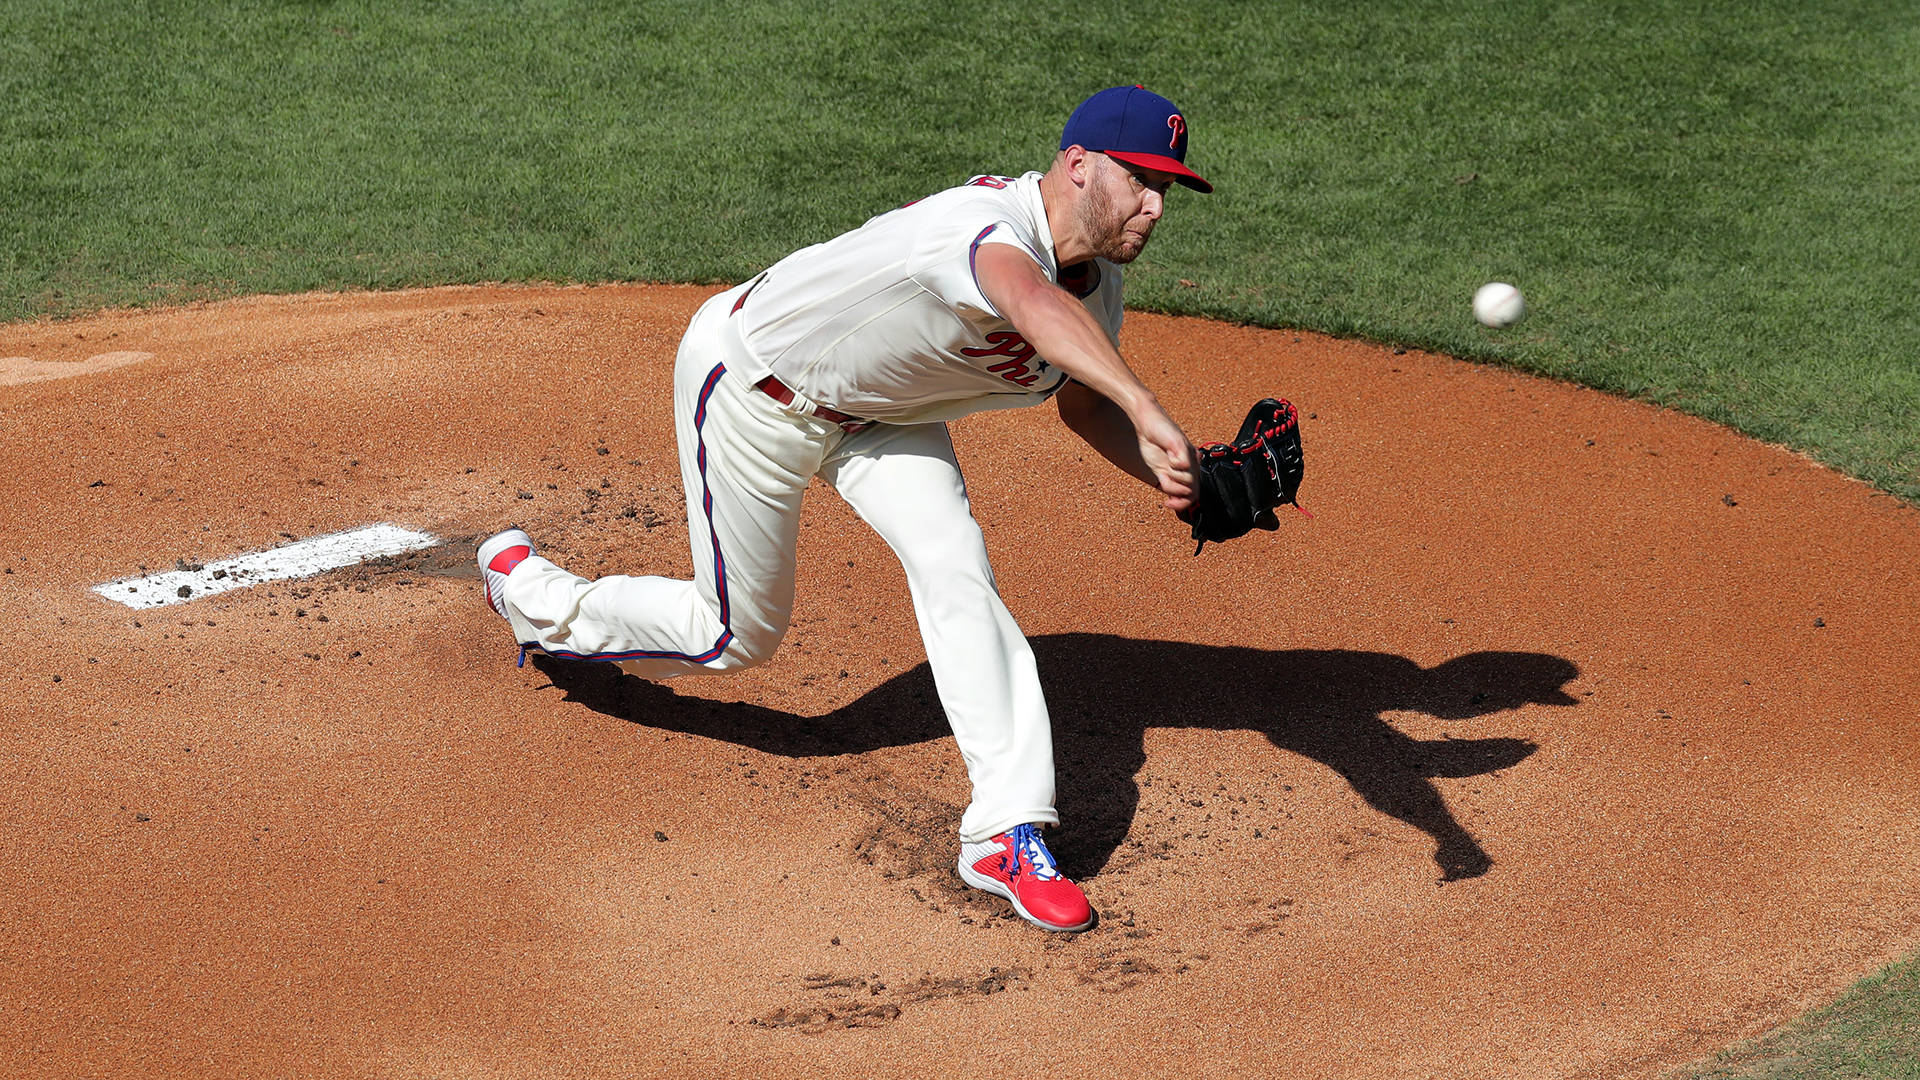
4, 282, 1918, 1079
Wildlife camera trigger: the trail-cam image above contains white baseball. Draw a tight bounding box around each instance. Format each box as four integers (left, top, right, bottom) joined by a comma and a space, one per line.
1472, 282, 1526, 328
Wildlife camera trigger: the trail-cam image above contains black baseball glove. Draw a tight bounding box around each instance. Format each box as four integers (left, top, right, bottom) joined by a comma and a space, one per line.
1179, 398, 1306, 554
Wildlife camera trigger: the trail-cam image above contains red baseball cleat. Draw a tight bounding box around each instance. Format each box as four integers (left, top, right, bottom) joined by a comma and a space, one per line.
476, 527, 534, 620
958, 824, 1094, 932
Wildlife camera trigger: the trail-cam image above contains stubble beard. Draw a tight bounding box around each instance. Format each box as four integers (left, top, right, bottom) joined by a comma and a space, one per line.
1079, 162, 1152, 265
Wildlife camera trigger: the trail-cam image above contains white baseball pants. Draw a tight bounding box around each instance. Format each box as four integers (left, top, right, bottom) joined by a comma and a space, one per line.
498, 294, 1058, 843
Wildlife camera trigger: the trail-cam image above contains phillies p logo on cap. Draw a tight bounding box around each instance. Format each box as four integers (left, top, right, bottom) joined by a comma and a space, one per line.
1060, 85, 1212, 193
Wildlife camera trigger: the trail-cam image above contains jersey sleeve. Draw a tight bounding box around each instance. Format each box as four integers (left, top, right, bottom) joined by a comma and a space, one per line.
906, 181, 1052, 322
911, 222, 1045, 322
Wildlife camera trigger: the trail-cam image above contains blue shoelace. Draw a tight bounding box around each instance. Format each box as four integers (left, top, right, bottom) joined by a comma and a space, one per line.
1010, 824, 1062, 882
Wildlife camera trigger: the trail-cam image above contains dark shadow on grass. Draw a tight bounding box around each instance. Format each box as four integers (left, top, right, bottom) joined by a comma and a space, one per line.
528, 633, 1576, 882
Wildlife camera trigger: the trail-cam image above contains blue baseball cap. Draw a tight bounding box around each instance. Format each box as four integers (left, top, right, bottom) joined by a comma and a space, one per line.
1060, 85, 1212, 193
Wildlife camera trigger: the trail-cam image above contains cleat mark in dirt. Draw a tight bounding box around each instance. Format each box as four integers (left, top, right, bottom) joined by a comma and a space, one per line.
749, 967, 1029, 1033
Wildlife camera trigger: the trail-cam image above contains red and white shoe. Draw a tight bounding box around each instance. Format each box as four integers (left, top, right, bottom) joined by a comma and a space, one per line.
476, 527, 534, 620
958, 824, 1094, 932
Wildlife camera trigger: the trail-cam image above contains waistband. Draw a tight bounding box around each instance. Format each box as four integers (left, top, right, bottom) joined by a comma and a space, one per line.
752, 375, 874, 431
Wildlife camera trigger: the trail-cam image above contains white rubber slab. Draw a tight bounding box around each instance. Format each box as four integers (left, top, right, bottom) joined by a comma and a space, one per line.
93, 524, 440, 609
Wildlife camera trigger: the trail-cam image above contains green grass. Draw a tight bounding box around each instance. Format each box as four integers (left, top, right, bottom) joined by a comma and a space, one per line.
4, 2, 1917, 500
1670, 949, 1920, 1080
4, 1, 1919, 1072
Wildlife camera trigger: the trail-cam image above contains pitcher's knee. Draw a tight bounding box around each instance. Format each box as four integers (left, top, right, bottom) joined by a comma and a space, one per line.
715, 624, 785, 671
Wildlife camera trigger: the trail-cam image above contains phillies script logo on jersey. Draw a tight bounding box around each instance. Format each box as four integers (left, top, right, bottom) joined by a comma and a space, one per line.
962, 332, 1049, 387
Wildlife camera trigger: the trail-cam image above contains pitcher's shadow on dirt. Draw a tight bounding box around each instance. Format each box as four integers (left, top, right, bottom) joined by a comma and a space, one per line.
530, 634, 1577, 882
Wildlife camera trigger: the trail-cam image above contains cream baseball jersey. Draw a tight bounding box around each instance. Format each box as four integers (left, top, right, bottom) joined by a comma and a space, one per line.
714, 171, 1125, 425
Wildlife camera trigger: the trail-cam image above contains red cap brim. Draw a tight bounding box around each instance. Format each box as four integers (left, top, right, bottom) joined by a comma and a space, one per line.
1106, 150, 1213, 193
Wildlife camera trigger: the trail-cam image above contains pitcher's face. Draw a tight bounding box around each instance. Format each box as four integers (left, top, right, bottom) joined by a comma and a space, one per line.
1079, 153, 1172, 264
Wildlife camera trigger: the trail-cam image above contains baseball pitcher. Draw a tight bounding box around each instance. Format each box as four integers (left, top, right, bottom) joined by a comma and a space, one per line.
479, 86, 1301, 931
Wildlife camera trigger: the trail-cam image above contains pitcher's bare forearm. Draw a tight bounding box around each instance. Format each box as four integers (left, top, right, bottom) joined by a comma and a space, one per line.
973, 244, 1155, 416
974, 244, 1196, 509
